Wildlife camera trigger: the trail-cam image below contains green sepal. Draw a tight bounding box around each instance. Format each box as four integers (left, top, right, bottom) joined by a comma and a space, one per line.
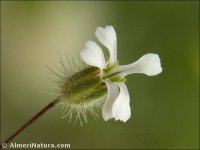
104, 61, 118, 74
61, 66, 107, 104
109, 76, 126, 83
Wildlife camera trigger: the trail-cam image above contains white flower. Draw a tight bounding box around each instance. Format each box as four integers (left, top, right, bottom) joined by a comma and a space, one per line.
80, 26, 162, 122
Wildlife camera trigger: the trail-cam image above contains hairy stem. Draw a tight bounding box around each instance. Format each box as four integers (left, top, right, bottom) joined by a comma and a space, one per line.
1, 97, 60, 147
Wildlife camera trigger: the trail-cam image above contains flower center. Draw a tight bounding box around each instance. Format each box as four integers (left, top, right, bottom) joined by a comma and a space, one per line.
103, 62, 127, 83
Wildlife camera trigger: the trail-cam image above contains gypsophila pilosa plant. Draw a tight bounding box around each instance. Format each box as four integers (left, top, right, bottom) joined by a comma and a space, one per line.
1, 26, 162, 146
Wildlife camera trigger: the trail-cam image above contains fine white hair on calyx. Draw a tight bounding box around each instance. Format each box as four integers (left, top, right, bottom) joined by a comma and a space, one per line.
46, 51, 106, 125
57, 95, 106, 126
46, 52, 88, 91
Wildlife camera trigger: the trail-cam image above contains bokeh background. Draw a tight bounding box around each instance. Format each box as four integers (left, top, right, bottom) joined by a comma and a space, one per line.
1, 1, 199, 149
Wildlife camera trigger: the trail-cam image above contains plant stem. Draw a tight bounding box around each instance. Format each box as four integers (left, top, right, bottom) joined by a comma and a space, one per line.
1, 97, 60, 147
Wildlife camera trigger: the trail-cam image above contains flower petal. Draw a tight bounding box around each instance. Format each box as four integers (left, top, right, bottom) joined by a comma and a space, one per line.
80, 41, 106, 69
112, 83, 131, 122
95, 26, 117, 65
118, 53, 162, 76
102, 82, 119, 121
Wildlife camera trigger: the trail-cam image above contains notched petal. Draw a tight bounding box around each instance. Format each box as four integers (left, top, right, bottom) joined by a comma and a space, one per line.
80, 41, 106, 69
118, 53, 162, 76
95, 26, 117, 65
102, 82, 119, 121
112, 83, 131, 122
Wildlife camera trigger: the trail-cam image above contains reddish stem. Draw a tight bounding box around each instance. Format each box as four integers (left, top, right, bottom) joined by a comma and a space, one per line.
1, 98, 60, 149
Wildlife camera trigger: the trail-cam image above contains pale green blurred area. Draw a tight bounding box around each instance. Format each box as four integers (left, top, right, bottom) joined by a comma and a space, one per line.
1, 1, 199, 149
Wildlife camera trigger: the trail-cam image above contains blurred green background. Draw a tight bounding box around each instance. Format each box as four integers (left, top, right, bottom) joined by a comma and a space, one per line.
1, 1, 199, 149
